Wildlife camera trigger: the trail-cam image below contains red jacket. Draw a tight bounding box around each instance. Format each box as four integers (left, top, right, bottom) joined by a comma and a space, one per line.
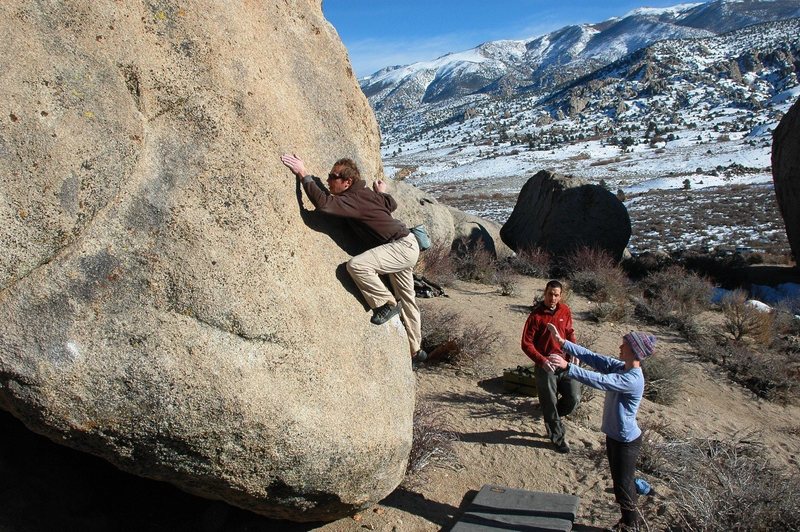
521, 302, 576, 367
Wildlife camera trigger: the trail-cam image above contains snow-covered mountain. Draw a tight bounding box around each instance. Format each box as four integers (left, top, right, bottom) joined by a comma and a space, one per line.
369, 5, 800, 255
360, 0, 800, 126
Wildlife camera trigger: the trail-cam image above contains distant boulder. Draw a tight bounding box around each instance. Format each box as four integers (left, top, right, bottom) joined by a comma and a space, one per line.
772, 97, 800, 264
448, 207, 513, 260
500, 170, 631, 262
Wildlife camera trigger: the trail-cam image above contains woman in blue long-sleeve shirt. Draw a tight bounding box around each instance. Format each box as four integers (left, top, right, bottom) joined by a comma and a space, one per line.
546, 323, 656, 532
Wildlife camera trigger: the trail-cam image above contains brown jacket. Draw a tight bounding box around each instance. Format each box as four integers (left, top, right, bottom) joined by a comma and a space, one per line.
302, 177, 409, 248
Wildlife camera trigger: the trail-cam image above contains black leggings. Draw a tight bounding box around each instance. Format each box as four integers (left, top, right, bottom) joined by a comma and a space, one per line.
606, 434, 643, 526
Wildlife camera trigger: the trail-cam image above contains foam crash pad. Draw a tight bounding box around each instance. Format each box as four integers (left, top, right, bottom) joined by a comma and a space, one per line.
451, 484, 580, 531
502, 365, 538, 397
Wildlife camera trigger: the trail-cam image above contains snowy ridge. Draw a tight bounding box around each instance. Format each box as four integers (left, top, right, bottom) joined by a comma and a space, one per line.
376, 12, 799, 256
361, 0, 800, 121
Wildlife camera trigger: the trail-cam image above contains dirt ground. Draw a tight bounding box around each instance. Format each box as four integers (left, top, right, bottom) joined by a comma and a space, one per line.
3, 274, 799, 531
315, 274, 800, 531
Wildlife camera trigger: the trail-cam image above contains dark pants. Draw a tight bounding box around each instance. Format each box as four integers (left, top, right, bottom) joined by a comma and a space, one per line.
606, 434, 643, 527
534, 366, 581, 446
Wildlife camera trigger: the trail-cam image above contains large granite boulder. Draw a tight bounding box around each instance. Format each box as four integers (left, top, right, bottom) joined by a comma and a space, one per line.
0, 0, 426, 522
500, 170, 631, 262
449, 207, 514, 260
772, 97, 800, 264
384, 182, 512, 260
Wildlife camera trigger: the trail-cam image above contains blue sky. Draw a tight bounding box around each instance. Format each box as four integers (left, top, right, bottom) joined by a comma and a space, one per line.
322, 1, 708, 77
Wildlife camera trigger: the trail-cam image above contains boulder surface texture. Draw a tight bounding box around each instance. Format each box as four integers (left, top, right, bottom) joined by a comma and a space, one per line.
772, 97, 800, 264
500, 170, 631, 262
0, 0, 418, 522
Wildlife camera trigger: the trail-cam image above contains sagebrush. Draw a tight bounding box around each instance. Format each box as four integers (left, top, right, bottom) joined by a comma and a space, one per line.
404, 399, 460, 485
421, 307, 501, 368
642, 427, 800, 531
637, 265, 712, 333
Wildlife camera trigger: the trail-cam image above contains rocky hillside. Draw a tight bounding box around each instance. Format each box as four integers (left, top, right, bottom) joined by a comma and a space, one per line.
373, 16, 799, 147
362, 0, 800, 129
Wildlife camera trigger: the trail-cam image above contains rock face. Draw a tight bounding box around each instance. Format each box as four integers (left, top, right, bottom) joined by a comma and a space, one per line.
387, 183, 513, 260
0, 0, 430, 522
772, 97, 800, 264
449, 207, 513, 260
500, 170, 631, 262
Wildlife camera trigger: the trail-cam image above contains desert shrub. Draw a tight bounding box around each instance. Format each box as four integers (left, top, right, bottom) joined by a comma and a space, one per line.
726, 345, 799, 403
642, 355, 683, 405
589, 299, 631, 323
721, 290, 775, 344
420, 307, 457, 352
509, 247, 551, 278
417, 241, 457, 286
621, 251, 674, 281
452, 239, 500, 284
575, 327, 601, 351
565, 247, 633, 322
637, 418, 675, 476
564, 246, 617, 294
644, 433, 800, 531
404, 399, 460, 485
691, 330, 799, 403
772, 299, 800, 334
421, 307, 501, 368
637, 265, 713, 332
494, 266, 517, 296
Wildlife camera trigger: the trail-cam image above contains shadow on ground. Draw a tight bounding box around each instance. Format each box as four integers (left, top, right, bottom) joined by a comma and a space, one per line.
455, 429, 550, 448
382, 487, 469, 529
0, 410, 322, 532
429, 386, 537, 422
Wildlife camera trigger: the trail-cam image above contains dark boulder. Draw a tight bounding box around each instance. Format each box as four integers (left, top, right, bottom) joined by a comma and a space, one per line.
772, 97, 800, 264
500, 170, 631, 262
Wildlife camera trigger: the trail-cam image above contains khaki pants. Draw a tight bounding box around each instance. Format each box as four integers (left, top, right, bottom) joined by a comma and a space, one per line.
347, 233, 421, 354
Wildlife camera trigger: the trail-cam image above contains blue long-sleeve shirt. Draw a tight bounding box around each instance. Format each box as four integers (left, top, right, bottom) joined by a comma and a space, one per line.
562, 341, 644, 442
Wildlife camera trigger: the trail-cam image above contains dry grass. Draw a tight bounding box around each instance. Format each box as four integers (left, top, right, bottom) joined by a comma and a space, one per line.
404, 399, 461, 486
641, 428, 800, 531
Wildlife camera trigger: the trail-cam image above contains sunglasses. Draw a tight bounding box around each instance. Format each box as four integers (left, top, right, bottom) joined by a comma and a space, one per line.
327, 172, 345, 181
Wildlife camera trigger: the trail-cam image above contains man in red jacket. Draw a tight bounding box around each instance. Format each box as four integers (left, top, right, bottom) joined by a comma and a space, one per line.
280, 154, 426, 365
521, 280, 580, 453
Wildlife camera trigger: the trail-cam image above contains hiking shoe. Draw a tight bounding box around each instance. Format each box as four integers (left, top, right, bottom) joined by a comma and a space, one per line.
370, 303, 401, 325
411, 349, 428, 370
555, 440, 571, 454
